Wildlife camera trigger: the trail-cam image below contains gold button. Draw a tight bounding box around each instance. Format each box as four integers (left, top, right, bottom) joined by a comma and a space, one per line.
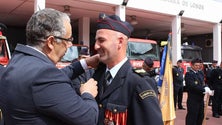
113, 109, 117, 112
99, 104, 103, 108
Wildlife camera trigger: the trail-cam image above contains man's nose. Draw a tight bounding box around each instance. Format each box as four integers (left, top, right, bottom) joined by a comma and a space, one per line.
94, 42, 100, 50
66, 41, 73, 48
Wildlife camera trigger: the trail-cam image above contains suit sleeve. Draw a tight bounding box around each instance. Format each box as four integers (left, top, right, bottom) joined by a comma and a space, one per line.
60, 61, 85, 79
32, 66, 98, 125
131, 78, 163, 125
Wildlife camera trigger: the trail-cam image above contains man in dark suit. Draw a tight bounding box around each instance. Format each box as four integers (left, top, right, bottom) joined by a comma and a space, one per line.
0, 8, 100, 125
185, 58, 213, 125
172, 59, 185, 110
93, 13, 163, 125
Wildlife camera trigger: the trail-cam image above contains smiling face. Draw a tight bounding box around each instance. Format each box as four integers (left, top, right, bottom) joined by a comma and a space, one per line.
94, 29, 127, 68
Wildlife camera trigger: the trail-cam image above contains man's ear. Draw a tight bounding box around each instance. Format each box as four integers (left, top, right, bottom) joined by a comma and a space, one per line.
118, 36, 124, 49
46, 36, 55, 50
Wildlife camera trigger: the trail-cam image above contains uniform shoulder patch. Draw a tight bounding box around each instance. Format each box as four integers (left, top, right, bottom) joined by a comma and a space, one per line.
132, 69, 147, 77
139, 90, 156, 99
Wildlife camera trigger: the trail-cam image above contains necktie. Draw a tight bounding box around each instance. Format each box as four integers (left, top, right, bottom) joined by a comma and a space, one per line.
103, 71, 112, 92
105, 71, 112, 85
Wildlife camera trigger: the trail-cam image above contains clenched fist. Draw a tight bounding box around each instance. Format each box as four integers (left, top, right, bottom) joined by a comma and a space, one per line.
80, 78, 98, 98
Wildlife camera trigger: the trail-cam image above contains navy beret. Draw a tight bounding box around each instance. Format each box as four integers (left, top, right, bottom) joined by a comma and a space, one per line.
96, 13, 134, 38
144, 57, 154, 67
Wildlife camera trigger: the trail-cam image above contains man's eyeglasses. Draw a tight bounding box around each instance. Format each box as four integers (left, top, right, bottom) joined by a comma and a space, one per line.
54, 36, 73, 42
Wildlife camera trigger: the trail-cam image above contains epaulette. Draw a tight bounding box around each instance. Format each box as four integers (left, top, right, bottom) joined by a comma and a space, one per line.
132, 69, 148, 77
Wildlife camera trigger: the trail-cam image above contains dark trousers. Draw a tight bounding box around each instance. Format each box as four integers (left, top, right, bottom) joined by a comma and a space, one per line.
186, 98, 204, 125
212, 87, 222, 114
174, 86, 184, 109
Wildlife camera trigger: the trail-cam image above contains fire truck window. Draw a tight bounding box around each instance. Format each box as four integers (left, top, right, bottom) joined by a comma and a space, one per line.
127, 41, 159, 60
0, 40, 5, 57
182, 49, 201, 61
128, 42, 152, 54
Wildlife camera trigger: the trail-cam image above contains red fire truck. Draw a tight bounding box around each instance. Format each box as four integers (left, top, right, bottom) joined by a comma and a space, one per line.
127, 38, 160, 69
0, 31, 11, 67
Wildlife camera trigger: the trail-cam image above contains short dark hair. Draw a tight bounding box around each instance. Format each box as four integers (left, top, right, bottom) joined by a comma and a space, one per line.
177, 59, 182, 63
144, 57, 154, 67
191, 58, 200, 65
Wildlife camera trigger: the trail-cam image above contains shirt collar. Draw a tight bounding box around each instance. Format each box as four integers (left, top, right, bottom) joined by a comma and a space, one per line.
26, 45, 46, 56
106, 57, 128, 78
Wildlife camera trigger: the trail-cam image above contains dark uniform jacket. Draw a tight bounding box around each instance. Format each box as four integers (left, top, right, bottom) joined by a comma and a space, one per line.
93, 60, 163, 125
185, 70, 205, 101
72, 69, 95, 95
172, 66, 184, 89
0, 44, 98, 125
210, 68, 222, 89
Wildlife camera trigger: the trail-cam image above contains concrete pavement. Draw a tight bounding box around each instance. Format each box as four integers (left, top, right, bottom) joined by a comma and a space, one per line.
174, 92, 222, 125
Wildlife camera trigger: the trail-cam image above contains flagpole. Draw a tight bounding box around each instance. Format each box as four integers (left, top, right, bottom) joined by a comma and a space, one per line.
203, 94, 210, 125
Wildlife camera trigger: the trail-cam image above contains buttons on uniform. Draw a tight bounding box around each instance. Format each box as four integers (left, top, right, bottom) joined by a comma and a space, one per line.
113, 109, 117, 112
99, 104, 103, 108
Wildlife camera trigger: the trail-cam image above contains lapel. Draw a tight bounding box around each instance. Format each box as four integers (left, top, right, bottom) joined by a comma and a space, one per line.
100, 60, 132, 100
93, 63, 106, 99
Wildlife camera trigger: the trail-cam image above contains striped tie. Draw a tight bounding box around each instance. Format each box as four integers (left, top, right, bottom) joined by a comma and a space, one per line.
103, 71, 112, 92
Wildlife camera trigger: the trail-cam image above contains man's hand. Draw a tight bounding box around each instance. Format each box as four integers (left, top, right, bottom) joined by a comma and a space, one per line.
80, 78, 98, 98
85, 54, 100, 69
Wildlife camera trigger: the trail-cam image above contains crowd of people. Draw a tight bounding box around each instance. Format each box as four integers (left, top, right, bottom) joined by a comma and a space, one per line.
0, 7, 221, 125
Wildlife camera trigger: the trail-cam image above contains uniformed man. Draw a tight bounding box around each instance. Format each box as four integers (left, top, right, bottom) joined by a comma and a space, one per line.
206, 60, 218, 106
93, 13, 163, 125
172, 59, 185, 110
141, 57, 160, 94
185, 58, 213, 125
210, 61, 222, 118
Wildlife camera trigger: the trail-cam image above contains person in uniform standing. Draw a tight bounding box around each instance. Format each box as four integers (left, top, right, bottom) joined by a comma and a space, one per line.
206, 60, 218, 106
210, 61, 222, 118
172, 59, 185, 110
93, 13, 163, 125
0, 8, 100, 125
185, 58, 213, 125
142, 57, 160, 94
